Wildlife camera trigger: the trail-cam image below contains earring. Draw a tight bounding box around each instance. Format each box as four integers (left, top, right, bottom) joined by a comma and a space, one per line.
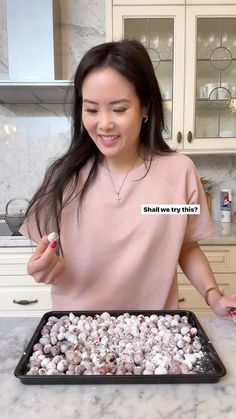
143, 115, 148, 123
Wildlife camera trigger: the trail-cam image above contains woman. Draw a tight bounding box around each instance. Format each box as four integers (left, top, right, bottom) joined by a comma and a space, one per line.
20, 39, 236, 320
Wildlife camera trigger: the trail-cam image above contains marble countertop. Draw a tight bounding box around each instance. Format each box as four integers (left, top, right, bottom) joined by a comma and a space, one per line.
200, 222, 236, 245
0, 235, 34, 247
0, 220, 34, 247
1, 316, 236, 419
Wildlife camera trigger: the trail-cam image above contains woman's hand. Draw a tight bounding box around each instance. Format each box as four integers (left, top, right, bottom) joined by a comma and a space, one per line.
210, 292, 236, 321
27, 235, 65, 285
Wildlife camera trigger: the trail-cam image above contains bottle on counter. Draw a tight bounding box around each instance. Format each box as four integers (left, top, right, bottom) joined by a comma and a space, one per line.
220, 189, 232, 223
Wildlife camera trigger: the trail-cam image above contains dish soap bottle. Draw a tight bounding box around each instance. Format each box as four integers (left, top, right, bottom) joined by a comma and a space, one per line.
220, 189, 232, 223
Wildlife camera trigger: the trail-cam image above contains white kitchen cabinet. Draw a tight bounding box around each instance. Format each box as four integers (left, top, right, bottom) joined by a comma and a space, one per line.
178, 245, 236, 317
1, 244, 235, 317
0, 247, 52, 316
107, 1, 236, 154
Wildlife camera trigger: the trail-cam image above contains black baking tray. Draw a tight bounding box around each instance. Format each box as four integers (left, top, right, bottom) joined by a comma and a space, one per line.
14, 310, 226, 384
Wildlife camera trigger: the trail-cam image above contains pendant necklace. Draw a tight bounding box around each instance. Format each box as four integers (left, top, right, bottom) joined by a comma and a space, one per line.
105, 159, 138, 205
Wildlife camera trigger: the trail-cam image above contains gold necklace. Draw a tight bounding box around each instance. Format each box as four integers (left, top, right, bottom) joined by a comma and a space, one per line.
105, 159, 139, 205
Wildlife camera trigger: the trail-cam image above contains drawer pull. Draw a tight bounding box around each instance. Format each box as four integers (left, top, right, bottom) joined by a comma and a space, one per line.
13, 299, 38, 305
178, 297, 185, 302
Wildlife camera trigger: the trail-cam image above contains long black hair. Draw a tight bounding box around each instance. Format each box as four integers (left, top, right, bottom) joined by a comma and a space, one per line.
26, 39, 174, 237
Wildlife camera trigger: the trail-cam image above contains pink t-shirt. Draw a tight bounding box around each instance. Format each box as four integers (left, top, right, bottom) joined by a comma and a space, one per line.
21, 153, 213, 310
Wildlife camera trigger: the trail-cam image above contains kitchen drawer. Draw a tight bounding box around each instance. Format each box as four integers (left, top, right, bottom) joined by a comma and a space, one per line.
178, 272, 235, 289
0, 247, 34, 276
178, 245, 236, 273
0, 275, 41, 286
178, 283, 229, 310
0, 286, 52, 312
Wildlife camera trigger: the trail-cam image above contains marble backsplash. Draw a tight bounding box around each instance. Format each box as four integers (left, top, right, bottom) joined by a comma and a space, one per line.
0, 0, 236, 221
0, 101, 236, 221
191, 154, 236, 221
0, 103, 70, 214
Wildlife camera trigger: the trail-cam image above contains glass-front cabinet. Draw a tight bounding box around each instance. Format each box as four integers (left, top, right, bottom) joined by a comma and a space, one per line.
124, 17, 176, 141
107, 1, 236, 153
185, 5, 236, 152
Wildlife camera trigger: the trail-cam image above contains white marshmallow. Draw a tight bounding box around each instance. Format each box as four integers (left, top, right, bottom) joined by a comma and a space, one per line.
47, 232, 59, 242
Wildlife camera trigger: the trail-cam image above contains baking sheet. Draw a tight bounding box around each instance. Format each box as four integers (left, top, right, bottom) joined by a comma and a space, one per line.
14, 310, 226, 384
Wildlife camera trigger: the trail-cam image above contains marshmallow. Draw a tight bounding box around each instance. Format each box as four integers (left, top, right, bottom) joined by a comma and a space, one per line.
47, 232, 59, 242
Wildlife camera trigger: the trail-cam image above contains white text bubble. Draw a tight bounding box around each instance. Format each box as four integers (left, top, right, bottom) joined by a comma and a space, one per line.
141, 204, 200, 215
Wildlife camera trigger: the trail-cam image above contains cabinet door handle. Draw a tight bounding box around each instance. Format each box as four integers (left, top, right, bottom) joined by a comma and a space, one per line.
13, 299, 38, 305
176, 131, 182, 143
178, 297, 185, 303
187, 131, 193, 143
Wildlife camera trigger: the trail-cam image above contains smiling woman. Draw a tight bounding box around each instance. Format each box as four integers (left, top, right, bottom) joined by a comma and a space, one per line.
81, 67, 147, 172
19, 39, 236, 320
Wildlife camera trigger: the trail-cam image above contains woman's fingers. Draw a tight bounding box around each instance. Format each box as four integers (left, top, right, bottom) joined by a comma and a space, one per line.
30, 256, 65, 285
213, 293, 236, 320
27, 235, 64, 284
30, 235, 50, 262
224, 293, 236, 309
31, 255, 60, 283
229, 309, 236, 322
29, 243, 58, 274
43, 259, 65, 285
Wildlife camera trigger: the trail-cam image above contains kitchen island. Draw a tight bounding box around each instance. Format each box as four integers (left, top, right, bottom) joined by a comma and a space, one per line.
1, 316, 235, 419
